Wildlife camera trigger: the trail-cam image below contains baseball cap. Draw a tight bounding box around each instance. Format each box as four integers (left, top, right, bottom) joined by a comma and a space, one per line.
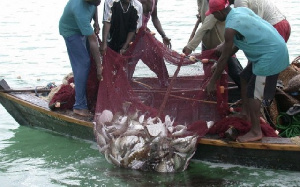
205, 0, 230, 16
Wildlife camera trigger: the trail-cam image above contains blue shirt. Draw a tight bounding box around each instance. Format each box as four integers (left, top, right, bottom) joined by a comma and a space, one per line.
59, 0, 96, 37
226, 8, 289, 76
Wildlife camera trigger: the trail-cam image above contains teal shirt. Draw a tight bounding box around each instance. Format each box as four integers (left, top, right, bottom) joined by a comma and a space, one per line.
226, 8, 289, 76
59, 0, 96, 37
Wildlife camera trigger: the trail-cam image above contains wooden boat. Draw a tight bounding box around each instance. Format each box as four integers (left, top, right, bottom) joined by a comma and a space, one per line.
1, 77, 300, 171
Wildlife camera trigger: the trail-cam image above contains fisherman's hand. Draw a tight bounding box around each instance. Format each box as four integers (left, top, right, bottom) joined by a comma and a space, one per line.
93, 22, 100, 35
163, 36, 172, 49
182, 46, 192, 56
215, 43, 224, 57
120, 45, 128, 55
100, 43, 107, 56
206, 80, 216, 95
120, 49, 127, 55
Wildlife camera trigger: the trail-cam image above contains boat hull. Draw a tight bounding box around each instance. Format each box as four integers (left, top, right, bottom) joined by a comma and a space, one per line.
0, 92, 94, 141
1, 77, 300, 171
196, 139, 300, 171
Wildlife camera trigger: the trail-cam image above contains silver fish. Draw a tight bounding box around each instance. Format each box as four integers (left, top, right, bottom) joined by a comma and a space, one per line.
129, 160, 145, 170
154, 158, 175, 173
138, 114, 145, 124
172, 126, 187, 136
173, 136, 198, 153
97, 110, 113, 123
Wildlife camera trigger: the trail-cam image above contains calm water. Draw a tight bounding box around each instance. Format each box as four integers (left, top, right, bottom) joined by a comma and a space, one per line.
1, 0, 300, 186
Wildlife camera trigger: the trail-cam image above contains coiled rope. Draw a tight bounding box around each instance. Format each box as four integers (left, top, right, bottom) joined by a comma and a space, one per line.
276, 113, 300, 137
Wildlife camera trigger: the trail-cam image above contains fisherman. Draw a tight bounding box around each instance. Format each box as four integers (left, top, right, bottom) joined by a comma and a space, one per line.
228, 0, 291, 42
59, 0, 103, 116
205, 0, 289, 142
138, 0, 171, 47
100, 0, 143, 55
182, 0, 243, 88
126, 0, 171, 87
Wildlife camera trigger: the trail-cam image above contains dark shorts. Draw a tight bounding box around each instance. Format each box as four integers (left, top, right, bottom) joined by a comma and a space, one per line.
240, 62, 279, 101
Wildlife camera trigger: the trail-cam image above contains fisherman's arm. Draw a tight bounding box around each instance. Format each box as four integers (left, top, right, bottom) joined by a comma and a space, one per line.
120, 31, 135, 55
100, 22, 111, 56
93, 8, 100, 35
188, 16, 202, 43
151, 0, 171, 48
183, 14, 218, 55
206, 28, 236, 94
88, 33, 103, 80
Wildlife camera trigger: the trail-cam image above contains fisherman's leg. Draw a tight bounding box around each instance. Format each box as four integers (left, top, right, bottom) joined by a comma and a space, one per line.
235, 62, 253, 119
227, 57, 243, 89
237, 73, 279, 142
127, 58, 139, 80
141, 50, 169, 87
237, 98, 262, 142
64, 34, 91, 110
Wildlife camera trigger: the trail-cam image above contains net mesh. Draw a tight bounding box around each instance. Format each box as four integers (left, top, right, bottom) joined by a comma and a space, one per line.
93, 29, 230, 132
48, 32, 229, 129
48, 30, 277, 138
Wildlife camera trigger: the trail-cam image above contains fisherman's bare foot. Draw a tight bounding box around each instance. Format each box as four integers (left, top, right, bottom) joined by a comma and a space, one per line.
236, 131, 262, 143
73, 109, 91, 117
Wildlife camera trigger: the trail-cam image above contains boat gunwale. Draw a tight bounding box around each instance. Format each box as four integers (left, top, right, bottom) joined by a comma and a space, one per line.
198, 138, 300, 151
1, 91, 300, 152
0, 92, 93, 128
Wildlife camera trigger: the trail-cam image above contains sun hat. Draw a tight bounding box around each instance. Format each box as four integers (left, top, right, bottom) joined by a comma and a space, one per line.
205, 0, 230, 16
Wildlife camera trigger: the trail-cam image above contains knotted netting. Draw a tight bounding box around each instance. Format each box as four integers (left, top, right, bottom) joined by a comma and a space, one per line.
48, 30, 231, 137
94, 28, 229, 124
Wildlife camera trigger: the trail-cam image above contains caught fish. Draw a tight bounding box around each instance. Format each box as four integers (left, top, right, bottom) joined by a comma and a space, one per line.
93, 108, 198, 173
154, 158, 175, 173
95, 110, 113, 123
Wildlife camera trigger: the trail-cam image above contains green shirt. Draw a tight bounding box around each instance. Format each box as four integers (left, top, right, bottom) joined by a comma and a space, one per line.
226, 8, 289, 76
59, 0, 96, 37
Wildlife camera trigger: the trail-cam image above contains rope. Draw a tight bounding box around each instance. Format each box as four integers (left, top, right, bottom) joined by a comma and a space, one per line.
133, 80, 234, 105
276, 113, 300, 137
158, 59, 182, 117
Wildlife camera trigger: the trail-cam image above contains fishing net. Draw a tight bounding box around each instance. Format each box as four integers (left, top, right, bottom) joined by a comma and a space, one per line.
90, 33, 230, 172
48, 61, 99, 112
94, 34, 228, 122
50, 28, 280, 140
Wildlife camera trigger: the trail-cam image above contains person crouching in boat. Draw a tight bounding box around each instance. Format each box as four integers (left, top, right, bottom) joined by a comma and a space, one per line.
59, 0, 103, 117
205, 0, 289, 142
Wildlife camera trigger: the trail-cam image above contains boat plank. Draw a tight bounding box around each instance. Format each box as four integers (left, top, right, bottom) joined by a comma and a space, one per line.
199, 138, 300, 151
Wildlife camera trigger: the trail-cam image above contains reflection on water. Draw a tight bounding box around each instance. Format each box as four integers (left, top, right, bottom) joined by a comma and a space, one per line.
0, 125, 237, 186
1, 123, 300, 186
1, 0, 300, 186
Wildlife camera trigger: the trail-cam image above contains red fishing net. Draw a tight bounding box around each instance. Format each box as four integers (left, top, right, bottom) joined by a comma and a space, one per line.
94, 38, 228, 121
48, 30, 277, 138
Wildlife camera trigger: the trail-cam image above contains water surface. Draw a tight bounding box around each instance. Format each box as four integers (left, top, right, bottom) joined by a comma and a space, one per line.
1, 0, 300, 186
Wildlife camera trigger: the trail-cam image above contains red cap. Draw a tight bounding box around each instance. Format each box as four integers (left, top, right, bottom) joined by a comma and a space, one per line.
205, 0, 229, 16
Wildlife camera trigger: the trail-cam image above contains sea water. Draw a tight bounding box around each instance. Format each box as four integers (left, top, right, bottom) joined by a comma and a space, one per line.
1, 0, 300, 186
